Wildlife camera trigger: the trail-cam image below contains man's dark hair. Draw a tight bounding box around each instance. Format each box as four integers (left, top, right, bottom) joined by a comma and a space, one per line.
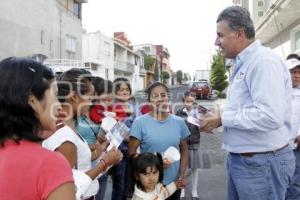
0, 57, 55, 145
287, 53, 300, 60
217, 6, 255, 39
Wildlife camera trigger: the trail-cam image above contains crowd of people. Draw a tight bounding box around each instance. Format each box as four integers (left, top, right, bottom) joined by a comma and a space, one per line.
1, 5, 300, 200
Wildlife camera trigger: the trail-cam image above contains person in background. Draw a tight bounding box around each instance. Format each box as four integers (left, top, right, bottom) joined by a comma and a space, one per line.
109, 77, 135, 200
286, 53, 300, 60
129, 82, 190, 200
201, 6, 295, 200
0, 57, 75, 199
89, 79, 117, 124
176, 91, 201, 200
285, 57, 300, 200
89, 77, 114, 200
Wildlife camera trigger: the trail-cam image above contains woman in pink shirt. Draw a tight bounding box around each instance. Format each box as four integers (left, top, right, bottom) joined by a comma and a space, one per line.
0, 57, 75, 200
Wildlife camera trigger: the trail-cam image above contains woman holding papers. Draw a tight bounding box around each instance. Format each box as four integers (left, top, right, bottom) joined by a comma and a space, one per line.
128, 82, 190, 200
43, 68, 122, 200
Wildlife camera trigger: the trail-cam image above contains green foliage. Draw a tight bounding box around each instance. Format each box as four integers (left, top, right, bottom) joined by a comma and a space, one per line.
162, 71, 170, 84
210, 50, 228, 92
144, 56, 156, 70
187, 73, 191, 80
183, 73, 188, 82
218, 92, 227, 98
154, 63, 160, 81
176, 70, 183, 84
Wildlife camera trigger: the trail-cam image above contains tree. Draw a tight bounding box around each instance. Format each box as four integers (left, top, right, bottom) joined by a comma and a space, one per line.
210, 50, 228, 92
183, 73, 188, 82
144, 56, 156, 70
154, 62, 160, 81
162, 71, 170, 84
176, 70, 183, 84
187, 73, 191, 81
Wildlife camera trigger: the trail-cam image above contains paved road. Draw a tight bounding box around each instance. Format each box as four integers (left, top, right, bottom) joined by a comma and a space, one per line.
104, 85, 227, 200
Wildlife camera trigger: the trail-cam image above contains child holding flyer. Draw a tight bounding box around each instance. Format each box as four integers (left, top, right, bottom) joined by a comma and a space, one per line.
175, 91, 201, 200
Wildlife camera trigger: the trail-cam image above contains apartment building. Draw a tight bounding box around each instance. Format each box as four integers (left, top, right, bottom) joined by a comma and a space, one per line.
232, 0, 272, 24
82, 31, 114, 80
0, 0, 87, 71
114, 32, 146, 92
133, 44, 171, 85
234, 0, 300, 58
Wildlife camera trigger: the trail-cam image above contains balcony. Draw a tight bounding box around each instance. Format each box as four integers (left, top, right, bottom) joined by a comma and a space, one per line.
256, 0, 300, 44
114, 60, 134, 73
127, 62, 134, 73
44, 59, 90, 73
74, 0, 88, 3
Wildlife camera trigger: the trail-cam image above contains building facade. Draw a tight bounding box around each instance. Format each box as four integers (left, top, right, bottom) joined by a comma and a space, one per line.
233, 0, 300, 59
133, 44, 172, 86
82, 31, 114, 80
113, 33, 146, 92
0, 0, 87, 62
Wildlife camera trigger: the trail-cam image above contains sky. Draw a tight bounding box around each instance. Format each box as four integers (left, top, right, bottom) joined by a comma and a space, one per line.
82, 0, 233, 77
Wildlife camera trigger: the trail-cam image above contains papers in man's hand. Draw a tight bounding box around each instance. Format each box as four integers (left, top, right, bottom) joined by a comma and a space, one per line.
187, 116, 202, 127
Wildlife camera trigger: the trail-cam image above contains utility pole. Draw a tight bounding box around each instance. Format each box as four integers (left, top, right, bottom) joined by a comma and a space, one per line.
160, 52, 163, 82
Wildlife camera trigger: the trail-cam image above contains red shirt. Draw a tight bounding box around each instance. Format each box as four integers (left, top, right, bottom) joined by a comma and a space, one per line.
89, 104, 130, 123
0, 140, 73, 200
90, 105, 114, 124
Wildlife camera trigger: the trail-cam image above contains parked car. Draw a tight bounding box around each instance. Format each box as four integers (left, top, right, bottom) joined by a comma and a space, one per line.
190, 80, 211, 99
211, 89, 219, 100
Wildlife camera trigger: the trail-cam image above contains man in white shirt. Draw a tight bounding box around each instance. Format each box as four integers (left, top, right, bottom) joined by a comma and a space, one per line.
286, 57, 300, 200
201, 6, 295, 200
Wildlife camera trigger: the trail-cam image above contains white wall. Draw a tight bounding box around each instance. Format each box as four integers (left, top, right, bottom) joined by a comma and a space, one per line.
82, 31, 114, 80
264, 19, 300, 59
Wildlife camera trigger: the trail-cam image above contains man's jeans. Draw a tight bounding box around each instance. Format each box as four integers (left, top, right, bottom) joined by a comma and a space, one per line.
227, 145, 295, 200
286, 149, 300, 200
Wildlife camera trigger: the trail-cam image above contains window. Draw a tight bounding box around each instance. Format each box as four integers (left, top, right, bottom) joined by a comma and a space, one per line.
295, 31, 300, 52
143, 46, 151, 54
258, 11, 264, 17
258, 1, 263, 7
41, 30, 45, 45
105, 69, 109, 79
104, 42, 110, 56
291, 25, 300, 53
73, 1, 81, 19
66, 35, 76, 53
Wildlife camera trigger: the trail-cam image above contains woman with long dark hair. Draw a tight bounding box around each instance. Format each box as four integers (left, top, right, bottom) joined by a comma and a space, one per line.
129, 82, 190, 200
0, 57, 75, 199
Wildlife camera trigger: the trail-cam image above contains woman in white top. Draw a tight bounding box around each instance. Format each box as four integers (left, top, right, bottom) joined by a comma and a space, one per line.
43, 68, 122, 200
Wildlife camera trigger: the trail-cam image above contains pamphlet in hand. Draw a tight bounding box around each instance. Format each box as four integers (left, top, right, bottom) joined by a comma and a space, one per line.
187, 116, 202, 127
162, 146, 180, 163
105, 122, 130, 151
97, 116, 129, 177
